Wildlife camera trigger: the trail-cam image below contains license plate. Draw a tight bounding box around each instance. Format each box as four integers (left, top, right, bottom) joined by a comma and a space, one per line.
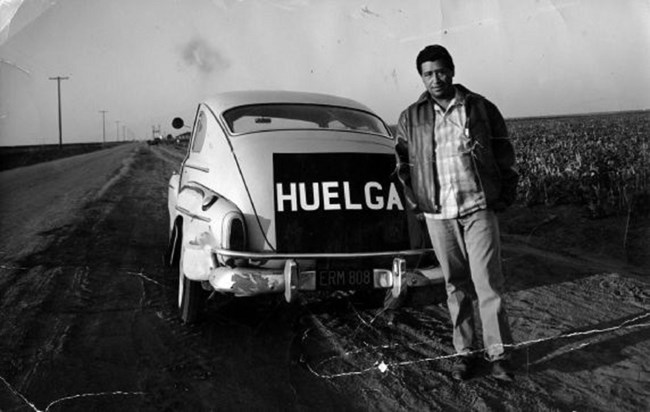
316, 268, 373, 290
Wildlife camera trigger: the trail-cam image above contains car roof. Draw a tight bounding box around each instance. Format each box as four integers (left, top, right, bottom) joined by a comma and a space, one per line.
203, 90, 375, 115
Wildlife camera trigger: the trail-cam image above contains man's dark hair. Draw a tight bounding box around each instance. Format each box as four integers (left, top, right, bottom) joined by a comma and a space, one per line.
416, 45, 454, 74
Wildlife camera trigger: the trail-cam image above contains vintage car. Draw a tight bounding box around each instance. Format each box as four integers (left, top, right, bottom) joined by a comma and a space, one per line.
166, 90, 442, 323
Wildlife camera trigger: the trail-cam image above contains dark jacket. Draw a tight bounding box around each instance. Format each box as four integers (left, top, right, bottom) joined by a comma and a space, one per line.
395, 84, 518, 214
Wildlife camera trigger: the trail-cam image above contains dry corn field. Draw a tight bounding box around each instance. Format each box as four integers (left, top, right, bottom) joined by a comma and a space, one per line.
508, 110, 650, 218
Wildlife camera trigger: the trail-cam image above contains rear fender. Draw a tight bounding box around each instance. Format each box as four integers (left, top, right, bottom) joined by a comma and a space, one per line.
167, 173, 180, 235
176, 183, 247, 281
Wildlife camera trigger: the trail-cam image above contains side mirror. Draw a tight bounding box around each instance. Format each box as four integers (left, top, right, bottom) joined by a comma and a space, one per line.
172, 117, 185, 129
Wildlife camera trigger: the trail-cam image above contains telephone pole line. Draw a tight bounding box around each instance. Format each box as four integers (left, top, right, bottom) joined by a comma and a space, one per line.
99, 110, 108, 143
49, 76, 69, 148
115, 120, 120, 141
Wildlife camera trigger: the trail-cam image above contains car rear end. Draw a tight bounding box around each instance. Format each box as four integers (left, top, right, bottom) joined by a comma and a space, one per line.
204, 97, 441, 301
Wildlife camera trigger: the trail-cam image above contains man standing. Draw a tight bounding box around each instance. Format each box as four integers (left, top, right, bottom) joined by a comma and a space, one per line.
394, 45, 518, 381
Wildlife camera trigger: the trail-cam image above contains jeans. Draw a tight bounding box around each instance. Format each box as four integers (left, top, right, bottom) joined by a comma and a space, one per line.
425, 209, 513, 360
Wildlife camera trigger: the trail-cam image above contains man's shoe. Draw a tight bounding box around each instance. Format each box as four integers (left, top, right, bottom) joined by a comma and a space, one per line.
451, 356, 475, 381
491, 360, 515, 382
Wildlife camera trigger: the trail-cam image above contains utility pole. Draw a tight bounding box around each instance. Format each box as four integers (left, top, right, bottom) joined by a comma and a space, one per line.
115, 120, 120, 141
99, 110, 108, 143
49, 76, 69, 148
122, 125, 126, 141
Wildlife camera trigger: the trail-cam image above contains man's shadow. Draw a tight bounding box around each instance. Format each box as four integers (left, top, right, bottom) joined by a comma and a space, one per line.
511, 312, 650, 375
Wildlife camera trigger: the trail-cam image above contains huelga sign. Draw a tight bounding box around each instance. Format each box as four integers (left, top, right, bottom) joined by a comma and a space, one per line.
273, 153, 410, 253
276, 181, 404, 212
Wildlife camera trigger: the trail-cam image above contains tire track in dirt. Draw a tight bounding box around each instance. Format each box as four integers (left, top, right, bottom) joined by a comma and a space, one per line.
0, 144, 367, 411
148, 144, 186, 169
0, 144, 166, 410
0, 143, 139, 261
291, 249, 649, 411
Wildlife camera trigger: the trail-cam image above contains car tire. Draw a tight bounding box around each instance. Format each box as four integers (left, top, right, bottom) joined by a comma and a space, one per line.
178, 270, 205, 324
176, 241, 207, 324
165, 221, 182, 267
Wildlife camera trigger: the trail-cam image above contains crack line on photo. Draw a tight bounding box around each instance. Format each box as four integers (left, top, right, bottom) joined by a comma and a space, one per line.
126, 267, 169, 289
0, 355, 146, 412
303, 311, 650, 379
43, 391, 147, 412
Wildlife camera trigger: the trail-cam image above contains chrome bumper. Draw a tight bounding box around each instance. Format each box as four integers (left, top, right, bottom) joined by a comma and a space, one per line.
208, 249, 443, 302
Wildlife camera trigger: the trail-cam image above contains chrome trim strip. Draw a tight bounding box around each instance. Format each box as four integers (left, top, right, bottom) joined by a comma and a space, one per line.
184, 163, 210, 173
214, 248, 433, 259
175, 206, 211, 222
186, 180, 214, 194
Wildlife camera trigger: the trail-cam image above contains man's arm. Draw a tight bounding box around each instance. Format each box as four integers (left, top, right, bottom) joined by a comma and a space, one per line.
485, 100, 519, 207
394, 112, 420, 213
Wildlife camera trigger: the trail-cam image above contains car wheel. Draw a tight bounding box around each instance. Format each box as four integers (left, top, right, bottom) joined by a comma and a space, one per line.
165, 221, 181, 267
177, 249, 207, 324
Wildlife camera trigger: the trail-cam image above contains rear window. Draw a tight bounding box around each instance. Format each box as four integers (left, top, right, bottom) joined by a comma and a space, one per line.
223, 104, 390, 137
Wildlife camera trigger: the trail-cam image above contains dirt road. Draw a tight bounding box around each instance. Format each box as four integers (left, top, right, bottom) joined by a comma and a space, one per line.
0, 143, 648, 411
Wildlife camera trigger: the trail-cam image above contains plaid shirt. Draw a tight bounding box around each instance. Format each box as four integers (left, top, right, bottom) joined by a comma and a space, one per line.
428, 88, 486, 219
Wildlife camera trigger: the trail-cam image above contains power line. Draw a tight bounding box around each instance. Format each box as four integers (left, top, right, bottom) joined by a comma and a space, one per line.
49, 76, 69, 148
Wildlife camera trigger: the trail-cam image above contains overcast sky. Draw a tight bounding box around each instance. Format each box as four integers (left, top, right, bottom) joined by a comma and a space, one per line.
0, 0, 649, 146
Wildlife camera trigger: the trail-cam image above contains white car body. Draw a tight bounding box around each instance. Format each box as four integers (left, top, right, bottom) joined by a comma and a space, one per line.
166, 90, 441, 322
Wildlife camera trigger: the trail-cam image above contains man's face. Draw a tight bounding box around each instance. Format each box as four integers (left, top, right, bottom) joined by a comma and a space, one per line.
420, 60, 455, 100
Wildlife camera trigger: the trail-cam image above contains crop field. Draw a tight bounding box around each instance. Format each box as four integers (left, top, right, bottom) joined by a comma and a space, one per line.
508, 110, 650, 217
3, 111, 647, 218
